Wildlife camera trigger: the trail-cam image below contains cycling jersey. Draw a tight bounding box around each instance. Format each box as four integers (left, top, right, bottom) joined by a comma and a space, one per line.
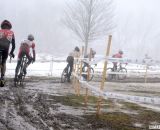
0, 29, 15, 64
0, 29, 15, 50
18, 40, 35, 59
113, 53, 122, 58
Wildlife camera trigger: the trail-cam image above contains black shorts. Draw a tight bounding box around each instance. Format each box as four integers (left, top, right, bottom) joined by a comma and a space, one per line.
0, 49, 8, 64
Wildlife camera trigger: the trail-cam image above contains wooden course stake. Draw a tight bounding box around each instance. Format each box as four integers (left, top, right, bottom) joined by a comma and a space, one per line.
96, 35, 112, 116
77, 46, 84, 96
84, 48, 92, 108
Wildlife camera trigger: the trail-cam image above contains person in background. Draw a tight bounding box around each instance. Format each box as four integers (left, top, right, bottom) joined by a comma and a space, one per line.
14, 34, 36, 81
66, 46, 80, 82
0, 20, 15, 86
84, 49, 96, 59
112, 50, 123, 70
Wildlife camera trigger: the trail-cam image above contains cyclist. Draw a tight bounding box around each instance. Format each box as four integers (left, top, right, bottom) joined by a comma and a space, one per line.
66, 46, 80, 82
14, 34, 36, 81
0, 20, 15, 86
112, 50, 123, 70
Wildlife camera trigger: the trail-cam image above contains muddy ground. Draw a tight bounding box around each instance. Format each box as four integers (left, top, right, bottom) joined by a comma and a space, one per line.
0, 77, 160, 130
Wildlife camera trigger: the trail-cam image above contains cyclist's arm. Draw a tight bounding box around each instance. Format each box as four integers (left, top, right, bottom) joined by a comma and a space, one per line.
32, 43, 36, 61
10, 36, 15, 54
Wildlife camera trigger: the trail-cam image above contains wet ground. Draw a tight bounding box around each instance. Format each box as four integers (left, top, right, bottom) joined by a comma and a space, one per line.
0, 77, 160, 130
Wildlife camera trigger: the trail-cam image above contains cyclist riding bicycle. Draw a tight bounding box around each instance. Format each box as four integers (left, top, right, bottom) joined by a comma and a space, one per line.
14, 34, 36, 81
66, 46, 80, 82
112, 50, 123, 70
0, 20, 15, 86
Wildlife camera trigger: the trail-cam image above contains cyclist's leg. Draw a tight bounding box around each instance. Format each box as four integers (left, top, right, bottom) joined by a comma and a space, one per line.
1, 50, 8, 80
67, 57, 74, 82
23, 52, 32, 74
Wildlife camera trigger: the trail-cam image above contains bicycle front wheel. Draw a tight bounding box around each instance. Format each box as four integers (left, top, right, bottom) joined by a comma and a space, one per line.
118, 68, 127, 80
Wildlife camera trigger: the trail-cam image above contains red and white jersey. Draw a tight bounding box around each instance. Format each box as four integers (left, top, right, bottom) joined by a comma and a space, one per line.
112, 53, 123, 65
113, 53, 122, 58
0, 29, 14, 42
19, 40, 35, 53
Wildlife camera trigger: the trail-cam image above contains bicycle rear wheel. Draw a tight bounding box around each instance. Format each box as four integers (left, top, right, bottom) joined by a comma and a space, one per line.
15, 64, 25, 87
82, 66, 94, 81
118, 68, 127, 80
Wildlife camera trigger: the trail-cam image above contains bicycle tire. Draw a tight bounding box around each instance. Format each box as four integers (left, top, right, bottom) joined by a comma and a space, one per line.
118, 67, 127, 80
82, 65, 94, 81
15, 57, 26, 86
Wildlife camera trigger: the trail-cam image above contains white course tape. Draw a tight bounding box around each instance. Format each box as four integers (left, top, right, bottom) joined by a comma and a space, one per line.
78, 56, 160, 66
105, 92, 160, 105
72, 73, 160, 105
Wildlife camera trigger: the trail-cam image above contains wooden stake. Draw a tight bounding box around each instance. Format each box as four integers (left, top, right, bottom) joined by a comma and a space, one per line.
77, 46, 84, 96
97, 35, 112, 116
84, 48, 92, 109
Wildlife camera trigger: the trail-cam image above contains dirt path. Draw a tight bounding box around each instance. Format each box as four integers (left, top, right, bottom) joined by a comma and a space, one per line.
0, 78, 160, 130
0, 79, 110, 130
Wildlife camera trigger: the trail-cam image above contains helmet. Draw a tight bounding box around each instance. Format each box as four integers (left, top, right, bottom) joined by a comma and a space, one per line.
28, 34, 34, 41
74, 46, 80, 52
119, 50, 123, 54
1, 20, 12, 29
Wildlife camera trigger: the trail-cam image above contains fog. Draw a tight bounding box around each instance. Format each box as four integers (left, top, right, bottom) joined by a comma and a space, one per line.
0, 0, 160, 60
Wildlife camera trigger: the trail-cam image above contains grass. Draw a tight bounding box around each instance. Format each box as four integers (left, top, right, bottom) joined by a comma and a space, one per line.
39, 94, 160, 130
83, 112, 141, 130
47, 94, 114, 108
121, 101, 146, 111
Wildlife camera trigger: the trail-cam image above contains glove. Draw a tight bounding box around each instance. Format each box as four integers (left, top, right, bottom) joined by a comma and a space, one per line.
10, 52, 15, 58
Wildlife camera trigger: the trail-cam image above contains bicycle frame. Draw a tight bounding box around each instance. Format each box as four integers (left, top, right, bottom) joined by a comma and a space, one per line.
114, 63, 127, 71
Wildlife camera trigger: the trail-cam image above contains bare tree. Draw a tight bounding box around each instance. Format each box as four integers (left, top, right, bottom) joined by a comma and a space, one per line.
63, 0, 114, 55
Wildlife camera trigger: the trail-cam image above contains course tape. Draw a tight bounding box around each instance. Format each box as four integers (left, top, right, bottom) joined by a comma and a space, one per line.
79, 56, 160, 66
72, 73, 160, 105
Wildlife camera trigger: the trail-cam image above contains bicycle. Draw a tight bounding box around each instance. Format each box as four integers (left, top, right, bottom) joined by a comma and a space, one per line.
61, 60, 96, 83
106, 63, 127, 81
14, 56, 28, 86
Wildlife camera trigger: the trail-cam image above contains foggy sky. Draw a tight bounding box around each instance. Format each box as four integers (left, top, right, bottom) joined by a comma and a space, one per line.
0, 0, 160, 60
